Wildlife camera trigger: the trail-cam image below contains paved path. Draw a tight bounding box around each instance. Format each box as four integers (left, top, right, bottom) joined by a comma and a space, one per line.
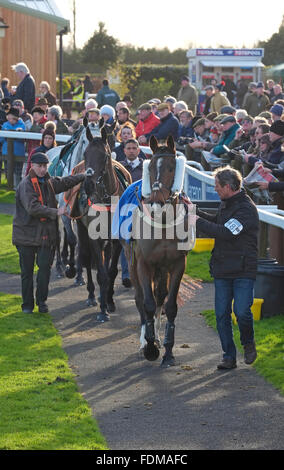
1, 266, 284, 450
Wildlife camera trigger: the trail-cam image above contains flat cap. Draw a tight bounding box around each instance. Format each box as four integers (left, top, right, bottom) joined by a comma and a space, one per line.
157, 103, 170, 111
192, 118, 206, 128
220, 115, 237, 124
220, 105, 236, 115
30, 152, 49, 164
139, 103, 152, 111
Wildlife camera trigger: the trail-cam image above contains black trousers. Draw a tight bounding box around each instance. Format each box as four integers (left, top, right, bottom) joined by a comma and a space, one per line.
16, 245, 55, 311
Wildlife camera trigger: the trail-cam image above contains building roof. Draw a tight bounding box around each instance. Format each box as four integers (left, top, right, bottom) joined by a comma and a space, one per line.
0, 0, 70, 32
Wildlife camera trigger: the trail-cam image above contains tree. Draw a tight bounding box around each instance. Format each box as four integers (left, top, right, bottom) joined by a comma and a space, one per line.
256, 15, 284, 66
81, 22, 121, 68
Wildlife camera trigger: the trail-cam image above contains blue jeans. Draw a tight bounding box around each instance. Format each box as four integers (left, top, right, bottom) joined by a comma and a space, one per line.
120, 248, 129, 280
214, 278, 255, 361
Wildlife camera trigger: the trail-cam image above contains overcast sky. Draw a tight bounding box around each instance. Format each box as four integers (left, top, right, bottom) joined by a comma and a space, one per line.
58, 0, 284, 51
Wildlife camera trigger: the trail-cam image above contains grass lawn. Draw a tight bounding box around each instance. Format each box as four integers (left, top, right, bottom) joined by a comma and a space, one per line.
185, 250, 213, 282
0, 292, 108, 450
202, 309, 284, 395
0, 214, 20, 274
0, 175, 15, 204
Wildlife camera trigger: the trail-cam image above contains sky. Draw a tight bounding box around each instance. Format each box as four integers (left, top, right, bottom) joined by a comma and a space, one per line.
57, 0, 284, 51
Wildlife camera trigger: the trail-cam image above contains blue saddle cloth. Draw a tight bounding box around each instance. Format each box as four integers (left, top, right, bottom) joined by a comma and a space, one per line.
112, 179, 142, 243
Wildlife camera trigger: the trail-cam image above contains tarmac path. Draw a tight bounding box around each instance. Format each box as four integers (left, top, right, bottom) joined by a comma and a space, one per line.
1, 202, 284, 450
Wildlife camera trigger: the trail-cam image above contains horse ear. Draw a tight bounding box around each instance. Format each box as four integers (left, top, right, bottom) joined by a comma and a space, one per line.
83, 116, 88, 128
149, 136, 159, 154
166, 135, 176, 154
99, 117, 104, 129
101, 126, 108, 144
86, 125, 93, 143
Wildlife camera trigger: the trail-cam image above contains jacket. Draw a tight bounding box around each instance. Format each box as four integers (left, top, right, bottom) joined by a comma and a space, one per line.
210, 91, 231, 114
244, 93, 270, 117
14, 73, 36, 113
0, 119, 26, 156
96, 85, 120, 108
248, 138, 284, 167
43, 91, 57, 106
196, 189, 259, 279
146, 112, 179, 141
12, 170, 85, 247
212, 123, 241, 156
135, 112, 160, 138
121, 158, 143, 182
177, 84, 198, 114
114, 143, 146, 162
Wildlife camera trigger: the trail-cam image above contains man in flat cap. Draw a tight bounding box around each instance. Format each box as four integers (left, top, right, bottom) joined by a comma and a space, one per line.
143, 103, 179, 142
135, 103, 160, 145
12, 152, 86, 314
177, 76, 198, 114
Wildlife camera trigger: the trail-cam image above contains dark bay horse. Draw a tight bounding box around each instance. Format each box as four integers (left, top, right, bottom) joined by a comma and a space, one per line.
76, 125, 132, 322
123, 135, 194, 367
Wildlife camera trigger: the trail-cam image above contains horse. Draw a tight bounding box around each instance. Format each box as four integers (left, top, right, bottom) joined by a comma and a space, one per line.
122, 135, 195, 367
48, 118, 117, 285
75, 124, 132, 322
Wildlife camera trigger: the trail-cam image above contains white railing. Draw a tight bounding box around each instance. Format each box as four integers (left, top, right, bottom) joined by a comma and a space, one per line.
0, 130, 70, 143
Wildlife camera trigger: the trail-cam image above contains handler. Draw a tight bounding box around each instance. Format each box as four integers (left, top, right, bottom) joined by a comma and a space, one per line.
12, 152, 85, 314
195, 166, 259, 370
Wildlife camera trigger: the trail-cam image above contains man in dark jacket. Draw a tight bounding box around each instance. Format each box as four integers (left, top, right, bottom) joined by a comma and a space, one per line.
195, 166, 259, 370
96, 79, 120, 109
11, 62, 35, 113
12, 152, 85, 314
146, 103, 179, 141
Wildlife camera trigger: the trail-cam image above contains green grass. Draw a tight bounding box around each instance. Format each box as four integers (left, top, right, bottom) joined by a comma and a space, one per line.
202, 309, 284, 395
0, 292, 108, 450
0, 188, 15, 204
0, 214, 20, 274
185, 251, 213, 282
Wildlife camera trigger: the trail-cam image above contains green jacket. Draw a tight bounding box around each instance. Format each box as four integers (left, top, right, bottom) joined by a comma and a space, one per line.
12, 170, 85, 247
244, 93, 270, 117
96, 85, 120, 108
177, 84, 198, 114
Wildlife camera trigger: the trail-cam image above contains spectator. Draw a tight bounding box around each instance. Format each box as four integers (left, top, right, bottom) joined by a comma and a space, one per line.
270, 104, 284, 122
178, 110, 194, 139
47, 105, 69, 135
100, 104, 116, 125
271, 84, 284, 104
11, 62, 35, 113
177, 75, 198, 114
223, 77, 237, 105
123, 94, 133, 110
0, 107, 26, 187
173, 100, 188, 118
211, 115, 240, 156
83, 75, 94, 95
203, 85, 214, 115
37, 97, 49, 115
96, 79, 120, 109
145, 103, 179, 142
114, 126, 146, 162
12, 99, 33, 130
266, 79, 275, 101
136, 103, 160, 144
196, 166, 259, 370
39, 81, 56, 106
236, 79, 248, 108
116, 106, 136, 140
211, 84, 231, 113
25, 127, 57, 175
244, 82, 270, 118
163, 96, 176, 113
1, 77, 11, 99
71, 79, 84, 113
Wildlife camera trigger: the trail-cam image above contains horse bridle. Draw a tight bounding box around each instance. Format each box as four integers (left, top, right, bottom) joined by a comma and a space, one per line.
150, 153, 178, 204
85, 147, 119, 205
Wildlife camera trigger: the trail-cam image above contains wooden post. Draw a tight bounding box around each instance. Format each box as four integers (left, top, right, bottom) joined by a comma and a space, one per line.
7, 138, 14, 190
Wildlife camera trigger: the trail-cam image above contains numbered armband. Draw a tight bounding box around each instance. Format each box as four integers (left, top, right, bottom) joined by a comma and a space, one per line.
224, 218, 243, 235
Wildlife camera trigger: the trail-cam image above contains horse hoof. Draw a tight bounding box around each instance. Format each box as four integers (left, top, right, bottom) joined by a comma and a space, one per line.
144, 343, 160, 362
73, 278, 86, 287
65, 265, 77, 279
107, 302, 116, 313
86, 297, 97, 307
160, 356, 176, 368
96, 312, 110, 323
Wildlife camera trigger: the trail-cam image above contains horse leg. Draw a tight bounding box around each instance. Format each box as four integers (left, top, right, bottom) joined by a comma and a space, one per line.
137, 257, 159, 361
161, 257, 186, 368
106, 240, 122, 312
154, 270, 169, 348
62, 216, 77, 279
74, 251, 85, 286
91, 240, 109, 322
76, 220, 96, 306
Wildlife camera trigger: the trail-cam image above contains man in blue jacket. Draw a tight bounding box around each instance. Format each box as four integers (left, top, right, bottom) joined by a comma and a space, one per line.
211, 115, 241, 156
11, 63, 35, 113
145, 103, 179, 142
96, 79, 120, 109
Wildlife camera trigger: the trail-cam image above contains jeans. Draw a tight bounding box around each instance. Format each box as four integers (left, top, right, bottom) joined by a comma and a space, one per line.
214, 278, 255, 361
120, 248, 129, 280
17, 245, 55, 311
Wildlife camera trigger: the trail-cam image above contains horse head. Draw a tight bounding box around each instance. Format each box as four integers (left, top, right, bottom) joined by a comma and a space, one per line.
142, 135, 182, 207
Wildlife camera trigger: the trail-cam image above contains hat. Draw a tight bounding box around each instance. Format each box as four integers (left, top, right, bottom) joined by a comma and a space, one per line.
270, 104, 284, 117
213, 113, 228, 122
7, 107, 19, 117
181, 75, 190, 82
139, 103, 152, 111
148, 98, 161, 105
248, 82, 257, 89
193, 118, 206, 128
100, 104, 115, 118
31, 106, 45, 115
270, 120, 284, 136
12, 99, 24, 106
87, 107, 100, 113
220, 105, 236, 115
220, 115, 237, 124
37, 98, 48, 105
164, 96, 176, 104
42, 127, 55, 139
157, 103, 170, 111
206, 112, 218, 121
30, 152, 49, 164
256, 81, 264, 88
205, 85, 214, 91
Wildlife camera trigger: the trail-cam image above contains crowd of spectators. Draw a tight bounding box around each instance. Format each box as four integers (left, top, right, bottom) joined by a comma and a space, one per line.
0, 63, 283, 201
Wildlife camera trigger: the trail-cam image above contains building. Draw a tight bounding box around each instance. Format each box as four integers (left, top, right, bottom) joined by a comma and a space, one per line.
0, 0, 69, 98
187, 48, 265, 90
